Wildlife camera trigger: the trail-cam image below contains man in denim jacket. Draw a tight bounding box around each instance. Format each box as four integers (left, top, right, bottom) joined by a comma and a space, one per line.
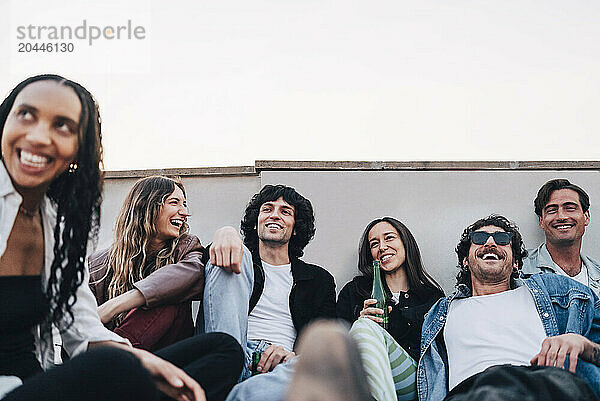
418, 215, 600, 401
521, 179, 600, 295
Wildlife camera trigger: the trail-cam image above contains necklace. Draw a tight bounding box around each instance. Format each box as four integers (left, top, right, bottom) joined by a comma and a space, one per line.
18, 205, 39, 217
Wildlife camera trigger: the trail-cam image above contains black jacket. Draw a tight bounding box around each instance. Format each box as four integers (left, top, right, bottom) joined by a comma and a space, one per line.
336, 276, 443, 361
249, 251, 336, 349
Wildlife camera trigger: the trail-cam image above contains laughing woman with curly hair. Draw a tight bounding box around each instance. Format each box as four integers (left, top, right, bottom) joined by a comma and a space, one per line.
0, 74, 215, 401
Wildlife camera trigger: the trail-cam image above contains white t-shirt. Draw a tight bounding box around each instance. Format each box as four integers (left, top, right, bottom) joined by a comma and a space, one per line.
444, 286, 547, 390
556, 262, 590, 287
247, 261, 297, 352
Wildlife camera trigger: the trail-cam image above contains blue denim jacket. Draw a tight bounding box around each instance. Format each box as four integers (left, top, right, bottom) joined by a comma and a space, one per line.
417, 273, 600, 401
522, 243, 600, 296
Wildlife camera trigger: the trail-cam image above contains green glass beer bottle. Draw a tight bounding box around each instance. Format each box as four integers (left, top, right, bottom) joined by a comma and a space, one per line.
251, 351, 261, 376
371, 260, 389, 330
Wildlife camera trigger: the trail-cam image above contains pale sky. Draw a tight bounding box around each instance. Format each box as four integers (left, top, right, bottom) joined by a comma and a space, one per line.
2, 0, 599, 170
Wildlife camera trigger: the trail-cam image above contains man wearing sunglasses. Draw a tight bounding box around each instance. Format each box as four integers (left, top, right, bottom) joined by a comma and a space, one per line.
418, 215, 600, 401
522, 179, 600, 295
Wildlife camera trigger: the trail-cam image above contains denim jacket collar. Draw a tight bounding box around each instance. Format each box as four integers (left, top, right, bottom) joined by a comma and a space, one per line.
526, 243, 600, 294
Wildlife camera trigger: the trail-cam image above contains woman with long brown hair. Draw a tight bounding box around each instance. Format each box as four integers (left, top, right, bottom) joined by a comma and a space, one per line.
90, 175, 203, 350
88, 175, 248, 400
337, 217, 444, 401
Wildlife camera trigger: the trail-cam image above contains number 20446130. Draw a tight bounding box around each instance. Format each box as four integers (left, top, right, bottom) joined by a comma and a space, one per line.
18, 42, 74, 52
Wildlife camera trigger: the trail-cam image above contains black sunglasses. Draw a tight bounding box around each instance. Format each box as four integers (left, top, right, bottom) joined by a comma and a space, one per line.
470, 231, 513, 246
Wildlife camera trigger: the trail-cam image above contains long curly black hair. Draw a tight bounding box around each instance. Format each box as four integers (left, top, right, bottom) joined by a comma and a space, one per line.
0, 74, 104, 332
241, 184, 315, 258
455, 215, 527, 290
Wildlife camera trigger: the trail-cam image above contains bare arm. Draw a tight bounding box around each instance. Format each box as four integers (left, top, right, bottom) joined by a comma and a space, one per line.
97, 288, 145, 324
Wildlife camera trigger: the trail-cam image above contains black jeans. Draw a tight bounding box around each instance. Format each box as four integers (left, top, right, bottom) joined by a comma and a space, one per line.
445, 364, 598, 401
4, 332, 243, 401
157, 333, 243, 401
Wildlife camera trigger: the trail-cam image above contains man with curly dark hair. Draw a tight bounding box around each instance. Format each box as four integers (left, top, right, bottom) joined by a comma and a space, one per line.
454, 214, 528, 291
198, 184, 336, 401
522, 179, 600, 295
419, 215, 600, 401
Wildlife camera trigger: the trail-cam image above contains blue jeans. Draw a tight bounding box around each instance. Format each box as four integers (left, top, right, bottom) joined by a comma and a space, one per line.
226, 357, 297, 401
197, 246, 254, 354
575, 360, 600, 399
198, 246, 296, 401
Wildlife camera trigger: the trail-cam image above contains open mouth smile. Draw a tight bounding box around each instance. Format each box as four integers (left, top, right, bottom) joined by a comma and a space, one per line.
476, 248, 505, 261
170, 219, 184, 228
552, 223, 574, 230
380, 254, 394, 262
19, 149, 52, 169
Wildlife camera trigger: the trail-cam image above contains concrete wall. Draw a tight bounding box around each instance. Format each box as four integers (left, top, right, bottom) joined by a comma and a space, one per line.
260, 169, 600, 294
99, 163, 600, 295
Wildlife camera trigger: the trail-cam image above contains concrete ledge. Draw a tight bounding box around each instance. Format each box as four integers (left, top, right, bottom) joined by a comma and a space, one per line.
105, 166, 257, 179
103, 160, 600, 178
255, 160, 600, 171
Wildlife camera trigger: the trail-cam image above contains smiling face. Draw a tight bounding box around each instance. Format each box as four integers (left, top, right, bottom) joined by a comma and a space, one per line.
153, 185, 189, 244
539, 188, 589, 247
1, 80, 80, 196
368, 221, 406, 273
464, 225, 517, 289
257, 197, 295, 247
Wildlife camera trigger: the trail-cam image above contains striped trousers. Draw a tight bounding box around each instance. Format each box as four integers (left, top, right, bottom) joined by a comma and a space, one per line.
349, 318, 417, 401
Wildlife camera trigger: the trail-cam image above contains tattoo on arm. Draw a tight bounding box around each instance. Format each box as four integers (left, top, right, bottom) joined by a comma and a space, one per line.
591, 345, 600, 366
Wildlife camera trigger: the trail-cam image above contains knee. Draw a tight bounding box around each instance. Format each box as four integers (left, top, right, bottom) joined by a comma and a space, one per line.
81, 347, 157, 395
349, 318, 386, 346
193, 332, 244, 364
350, 317, 380, 333
205, 246, 253, 279
86, 346, 134, 364
214, 332, 244, 358
85, 347, 145, 375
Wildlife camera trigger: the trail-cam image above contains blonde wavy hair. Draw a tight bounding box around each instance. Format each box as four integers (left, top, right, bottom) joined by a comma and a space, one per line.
106, 176, 189, 321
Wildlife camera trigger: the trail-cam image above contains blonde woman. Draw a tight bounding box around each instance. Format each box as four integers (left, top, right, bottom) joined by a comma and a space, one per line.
89, 175, 244, 400
90, 175, 205, 350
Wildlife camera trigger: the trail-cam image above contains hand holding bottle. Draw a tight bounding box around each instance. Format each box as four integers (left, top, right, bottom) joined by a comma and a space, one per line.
359, 299, 392, 323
